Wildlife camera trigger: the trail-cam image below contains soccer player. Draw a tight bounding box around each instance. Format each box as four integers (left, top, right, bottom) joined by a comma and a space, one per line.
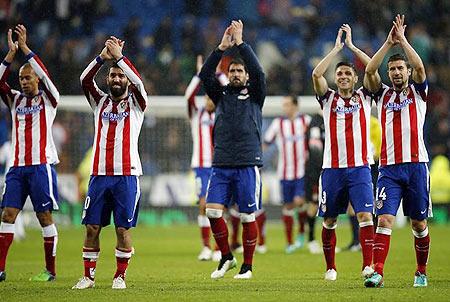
199, 20, 266, 279
185, 55, 216, 261
0, 25, 60, 282
72, 36, 148, 290
364, 15, 431, 288
264, 95, 311, 254
311, 24, 376, 281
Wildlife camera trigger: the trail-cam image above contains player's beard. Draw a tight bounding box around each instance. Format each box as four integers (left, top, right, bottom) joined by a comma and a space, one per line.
229, 77, 244, 87
109, 82, 127, 97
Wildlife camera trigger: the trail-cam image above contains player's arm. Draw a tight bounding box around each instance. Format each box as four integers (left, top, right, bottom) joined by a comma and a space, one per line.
199, 25, 234, 103
232, 20, 266, 106
80, 45, 111, 108
15, 25, 60, 107
341, 24, 371, 66
394, 14, 426, 83
263, 118, 279, 150
185, 55, 203, 118
364, 26, 396, 93
312, 28, 344, 97
0, 29, 18, 107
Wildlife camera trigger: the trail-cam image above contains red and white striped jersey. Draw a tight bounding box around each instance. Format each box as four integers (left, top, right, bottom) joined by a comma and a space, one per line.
185, 75, 215, 168
0, 53, 60, 167
318, 88, 374, 169
375, 82, 429, 166
80, 56, 148, 176
264, 114, 311, 180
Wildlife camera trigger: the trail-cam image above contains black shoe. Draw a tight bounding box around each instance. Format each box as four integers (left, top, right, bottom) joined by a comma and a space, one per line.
217, 253, 234, 270
0, 271, 6, 282
238, 263, 252, 274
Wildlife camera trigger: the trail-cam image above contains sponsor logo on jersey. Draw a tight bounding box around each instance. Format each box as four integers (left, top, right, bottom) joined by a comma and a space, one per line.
102, 111, 129, 122
16, 104, 44, 115
384, 98, 413, 111
333, 98, 361, 114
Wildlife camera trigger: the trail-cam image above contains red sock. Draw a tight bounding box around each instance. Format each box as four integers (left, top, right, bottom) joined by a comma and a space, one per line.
242, 221, 257, 265
359, 224, 374, 269
44, 236, 57, 276
230, 214, 240, 247
256, 211, 266, 246
83, 247, 100, 280
282, 214, 294, 245
414, 229, 430, 275
209, 217, 230, 255
114, 249, 132, 279
0, 232, 14, 271
322, 226, 336, 270
298, 211, 307, 234
373, 228, 391, 276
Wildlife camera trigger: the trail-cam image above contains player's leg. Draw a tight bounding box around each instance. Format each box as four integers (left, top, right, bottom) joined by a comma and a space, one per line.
365, 166, 402, 288
29, 164, 59, 281
305, 177, 320, 254
348, 166, 375, 276
281, 180, 296, 253
205, 167, 236, 279
0, 166, 28, 281
72, 176, 109, 289
229, 205, 242, 253
318, 169, 347, 280
255, 208, 267, 253
405, 163, 431, 287
346, 204, 360, 251
110, 176, 141, 289
195, 168, 213, 260
233, 166, 261, 279
294, 178, 306, 248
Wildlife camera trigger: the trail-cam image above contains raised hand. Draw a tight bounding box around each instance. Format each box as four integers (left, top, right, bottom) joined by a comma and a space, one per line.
218, 25, 234, 51
105, 38, 124, 60
99, 46, 113, 60
231, 20, 243, 45
334, 28, 344, 51
14, 24, 27, 49
393, 14, 407, 44
7, 29, 18, 54
196, 55, 203, 74
341, 24, 355, 50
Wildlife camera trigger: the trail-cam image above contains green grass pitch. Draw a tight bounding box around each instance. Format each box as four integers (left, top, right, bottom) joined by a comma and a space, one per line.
2, 223, 450, 301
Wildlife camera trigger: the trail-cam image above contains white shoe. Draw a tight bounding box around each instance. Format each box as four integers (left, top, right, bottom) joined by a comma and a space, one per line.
112, 276, 126, 289
72, 276, 95, 289
361, 266, 375, 278
233, 245, 244, 254
212, 250, 221, 262
210, 257, 237, 279
198, 246, 213, 261
234, 270, 252, 279
256, 245, 267, 254
324, 269, 337, 281
308, 240, 322, 254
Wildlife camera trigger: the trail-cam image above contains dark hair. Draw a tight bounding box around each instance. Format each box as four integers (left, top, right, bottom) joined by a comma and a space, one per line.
285, 95, 298, 106
387, 53, 411, 69
335, 61, 356, 73
228, 57, 248, 73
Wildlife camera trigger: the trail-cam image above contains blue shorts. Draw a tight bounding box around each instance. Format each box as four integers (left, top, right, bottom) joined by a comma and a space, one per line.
376, 163, 431, 220
206, 166, 262, 213
82, 176, 141, 228
318, 166, 373, 217
280, 178, 305, 203
1, 164, 59, 213
193, 167, 212, 199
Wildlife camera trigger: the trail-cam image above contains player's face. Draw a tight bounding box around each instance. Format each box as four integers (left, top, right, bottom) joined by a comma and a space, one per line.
19, 66, 39, 96
282, 97, 297, 117
205, 96, 215, 113
334, 66, 357, 91
107, 67, 129, 98
228, 63, 248, 87
388, 60, 411, 90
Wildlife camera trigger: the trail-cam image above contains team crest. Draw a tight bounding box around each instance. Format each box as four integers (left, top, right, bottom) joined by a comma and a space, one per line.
120, 101, 128, 110
402, 87, 409, 96
376, 199, 383, 210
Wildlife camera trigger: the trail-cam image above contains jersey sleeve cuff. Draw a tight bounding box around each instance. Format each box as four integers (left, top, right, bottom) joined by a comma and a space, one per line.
25, 52, 36, 61
95, 56, 105, 64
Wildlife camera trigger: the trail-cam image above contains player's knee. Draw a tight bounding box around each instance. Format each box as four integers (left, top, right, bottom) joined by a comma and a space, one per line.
322, 217, 337, 229
86, 224, 101, 238
377, 214, 395, 228
1, 208, 19, 223
240, 212, 255, 223
411, 219, 427, 234
356, 212, 373, 223
36, 211, 53, 227
205, 208, 223, 219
